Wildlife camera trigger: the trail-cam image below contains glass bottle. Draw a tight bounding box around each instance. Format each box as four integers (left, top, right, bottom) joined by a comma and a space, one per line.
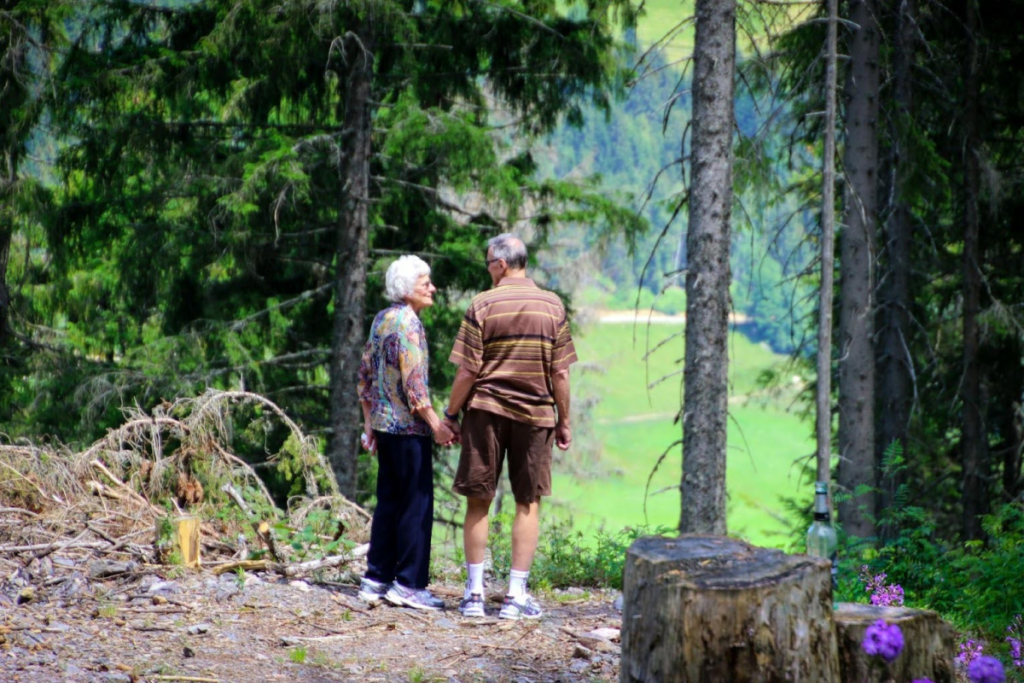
806, 481, 838, 588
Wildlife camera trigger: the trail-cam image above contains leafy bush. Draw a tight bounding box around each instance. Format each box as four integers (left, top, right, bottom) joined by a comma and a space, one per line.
487, 513, 673, 590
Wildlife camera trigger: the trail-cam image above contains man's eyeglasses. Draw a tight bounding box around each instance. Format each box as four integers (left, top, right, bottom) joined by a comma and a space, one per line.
485, 258, 502, 266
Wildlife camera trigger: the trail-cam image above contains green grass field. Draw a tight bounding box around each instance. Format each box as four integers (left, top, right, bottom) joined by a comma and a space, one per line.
550, 322, 815, 549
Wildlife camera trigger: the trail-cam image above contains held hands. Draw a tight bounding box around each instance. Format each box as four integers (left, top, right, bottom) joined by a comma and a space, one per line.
433, 420, 457, 447
443, 417, 462, 445
555, 422, 571, 451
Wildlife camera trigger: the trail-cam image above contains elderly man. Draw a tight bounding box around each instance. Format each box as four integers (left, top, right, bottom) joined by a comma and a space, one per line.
442, 233, 575, 620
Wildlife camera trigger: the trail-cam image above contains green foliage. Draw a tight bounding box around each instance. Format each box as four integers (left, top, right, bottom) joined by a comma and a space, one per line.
487, 512, 673, 589
289, 646, 308, 664
273, 509, 352, 561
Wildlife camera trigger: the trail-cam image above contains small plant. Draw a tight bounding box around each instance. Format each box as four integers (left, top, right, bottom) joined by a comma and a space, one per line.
289, 646, 308, 664
1006, 615, 1023, 668
312, 650, 334, 668
234, 567, 247, 590
858, 565, 904, 607
96, 604, 118, 619
407, 665, 427, 683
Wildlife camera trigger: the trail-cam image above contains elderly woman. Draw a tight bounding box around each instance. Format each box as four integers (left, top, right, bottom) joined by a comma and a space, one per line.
356, 255, 453, 611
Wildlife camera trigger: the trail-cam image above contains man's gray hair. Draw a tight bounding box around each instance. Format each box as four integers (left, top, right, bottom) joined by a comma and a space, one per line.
488, 233, 528, 270
385, 255, 431, 303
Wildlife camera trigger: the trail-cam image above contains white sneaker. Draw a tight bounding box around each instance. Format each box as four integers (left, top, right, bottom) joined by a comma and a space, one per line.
357, 577, 389, 603
498, 594, 543, 620
459, 593, 485, 618
384, 583, 443, 611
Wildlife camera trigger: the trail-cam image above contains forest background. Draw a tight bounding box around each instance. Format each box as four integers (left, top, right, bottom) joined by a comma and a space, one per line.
3, 0, 1024, 672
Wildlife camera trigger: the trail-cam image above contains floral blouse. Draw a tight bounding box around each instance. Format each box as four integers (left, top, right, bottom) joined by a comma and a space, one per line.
357, 303, 432, 436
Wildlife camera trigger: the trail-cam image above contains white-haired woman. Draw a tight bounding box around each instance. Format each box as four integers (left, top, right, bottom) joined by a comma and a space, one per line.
356, 255, 453, 611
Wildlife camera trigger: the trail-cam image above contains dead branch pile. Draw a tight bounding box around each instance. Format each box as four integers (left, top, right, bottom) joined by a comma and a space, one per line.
0, 390, 371, 604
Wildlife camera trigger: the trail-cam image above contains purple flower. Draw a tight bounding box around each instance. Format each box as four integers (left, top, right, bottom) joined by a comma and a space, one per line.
958, 639, 984, 667
911, 680, 934, 683
862, 620, 904, 663
858, 565, 905, 607
967, 655, 1005, 683
1008, 615, 1024, 668
1007, 637, 1022, 668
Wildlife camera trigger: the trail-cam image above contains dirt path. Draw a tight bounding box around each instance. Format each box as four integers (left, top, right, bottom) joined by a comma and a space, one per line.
1, 571, 622, 683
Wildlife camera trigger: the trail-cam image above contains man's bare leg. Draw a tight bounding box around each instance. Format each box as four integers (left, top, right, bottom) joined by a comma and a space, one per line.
461, 496, 492, 609
464, 497, 492, 565
510, 499, 540, 571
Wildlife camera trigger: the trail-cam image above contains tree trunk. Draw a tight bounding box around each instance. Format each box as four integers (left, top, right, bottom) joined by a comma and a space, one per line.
620, 535, 839, 683
876, 0, 916, 532
681, 0, 735, 535
816, 0, 839, 485
327, 28, 374, 501
837, 0, 880, 540
835, 603, 955, 683
960, 0, 986, 541
0, 226, 11, 349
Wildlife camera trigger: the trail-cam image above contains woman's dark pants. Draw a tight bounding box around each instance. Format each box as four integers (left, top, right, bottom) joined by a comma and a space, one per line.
364, 432, 434, 590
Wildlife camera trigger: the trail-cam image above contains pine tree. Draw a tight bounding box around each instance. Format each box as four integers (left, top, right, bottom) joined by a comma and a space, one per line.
680, 0, 735, 535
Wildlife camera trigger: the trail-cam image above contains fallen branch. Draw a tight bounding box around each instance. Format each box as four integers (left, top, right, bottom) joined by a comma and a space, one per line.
220, 482, 253, 517
150, 677, 221, 683
90, 460, 162, 515
212, 560, 271, 576
280, 634, 352, 646
0, 507, 40, 517
559, 626, 620, 653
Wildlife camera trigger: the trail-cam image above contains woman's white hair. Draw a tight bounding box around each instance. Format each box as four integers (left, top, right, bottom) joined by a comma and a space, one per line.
385, 255, 431, 303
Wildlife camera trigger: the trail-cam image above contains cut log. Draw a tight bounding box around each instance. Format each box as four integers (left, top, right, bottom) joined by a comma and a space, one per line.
175, 515, 201, 568
835, 603, 955, 683
621, 535, 838, 683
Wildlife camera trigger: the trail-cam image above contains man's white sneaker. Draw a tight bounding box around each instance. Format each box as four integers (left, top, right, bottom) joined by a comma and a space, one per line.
498, 594, 543, 620
459, 593, 486, 618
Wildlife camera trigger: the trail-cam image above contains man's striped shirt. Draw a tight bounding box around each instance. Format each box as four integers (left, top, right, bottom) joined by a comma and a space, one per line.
449, 277, 577, 428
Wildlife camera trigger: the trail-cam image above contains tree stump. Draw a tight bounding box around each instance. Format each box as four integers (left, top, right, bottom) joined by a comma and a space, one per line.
175, 515, 201, 568
835, 603, 955, 683
621, 535, 838, 683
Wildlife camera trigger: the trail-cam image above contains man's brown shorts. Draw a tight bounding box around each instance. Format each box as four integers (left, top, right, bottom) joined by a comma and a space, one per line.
453, 409, 554, 504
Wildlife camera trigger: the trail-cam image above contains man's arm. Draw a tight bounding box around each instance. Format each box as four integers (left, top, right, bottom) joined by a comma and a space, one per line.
552, 367, 571, 450
443, 365, 480, 440
446, 365, 480, 416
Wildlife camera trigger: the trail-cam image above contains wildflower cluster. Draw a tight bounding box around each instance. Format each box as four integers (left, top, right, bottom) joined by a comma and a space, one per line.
859, 565, 905, 607
958, 639, 985, 669
1006, 614, 1023, 668
862, 620, 904, 663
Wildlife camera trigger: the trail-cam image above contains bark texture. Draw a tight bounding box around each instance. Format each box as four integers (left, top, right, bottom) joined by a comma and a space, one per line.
0, 226, 11, 349
621, 535, 839, 683
837, 0, 880, 540
835, 603, 955, 683
682, 0, 735, 535
817, 0, 839, 484
960, 0, 987, 541
876, 0, 917, 528
327, 28, 374, 501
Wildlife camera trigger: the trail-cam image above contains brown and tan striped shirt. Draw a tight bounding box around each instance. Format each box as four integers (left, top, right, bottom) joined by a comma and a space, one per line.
449, 277, 577, 428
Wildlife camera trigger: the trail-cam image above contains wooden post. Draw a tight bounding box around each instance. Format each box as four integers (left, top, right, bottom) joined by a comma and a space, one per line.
835, 603, 955, 683
621, 535, 839, 683
175, 515, 201, 568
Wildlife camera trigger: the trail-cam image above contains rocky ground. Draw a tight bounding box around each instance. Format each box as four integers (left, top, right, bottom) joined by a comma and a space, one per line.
0, 566, 624, 683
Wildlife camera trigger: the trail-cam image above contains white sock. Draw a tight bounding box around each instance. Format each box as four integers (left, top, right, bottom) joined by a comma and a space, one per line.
466, 562, 485, 598
508, 569, 529, 598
